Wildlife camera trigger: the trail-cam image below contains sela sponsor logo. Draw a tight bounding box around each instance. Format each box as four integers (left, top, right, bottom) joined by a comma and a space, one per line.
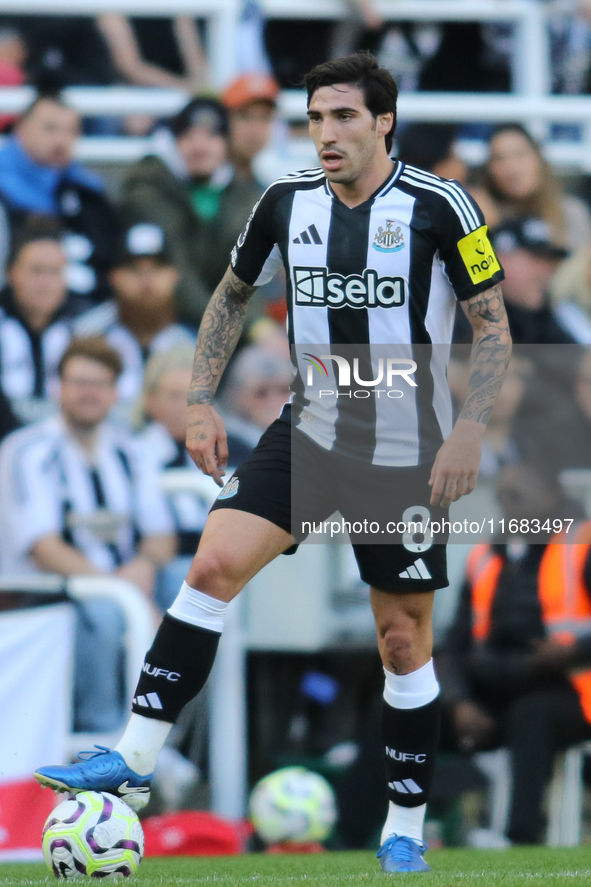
386, 746, 427, 763
373, 220, 404, 253
293, 266, 407, 309
142, 663, 180, 681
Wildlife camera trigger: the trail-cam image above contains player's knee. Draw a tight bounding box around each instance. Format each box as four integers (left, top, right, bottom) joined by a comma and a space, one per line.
188, 548, 244, 598
383, 625, 415, 669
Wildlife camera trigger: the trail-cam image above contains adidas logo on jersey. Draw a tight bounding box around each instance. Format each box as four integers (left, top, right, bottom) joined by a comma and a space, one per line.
399, 558, 432, 580
293, 266, 407, 309
293, 224, 323, 245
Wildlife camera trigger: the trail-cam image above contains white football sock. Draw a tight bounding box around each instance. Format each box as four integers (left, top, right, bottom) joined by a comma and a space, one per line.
381, 800, 427, 844
167, 581, 228, 632
115, 713, 173, 776
383, 659, 439, 709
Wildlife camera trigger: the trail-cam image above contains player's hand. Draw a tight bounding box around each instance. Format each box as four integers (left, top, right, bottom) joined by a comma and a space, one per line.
452, 700, 496, 751
429, 419, 485, 508
186, 403, 228, 487
529, 638, 576, 676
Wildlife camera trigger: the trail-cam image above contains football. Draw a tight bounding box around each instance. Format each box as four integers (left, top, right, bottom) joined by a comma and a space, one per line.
42, 791, 144, 878
249, 766, 337, 844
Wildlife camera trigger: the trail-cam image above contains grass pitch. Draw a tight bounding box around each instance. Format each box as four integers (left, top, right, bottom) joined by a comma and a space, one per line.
1, 847, 591, 886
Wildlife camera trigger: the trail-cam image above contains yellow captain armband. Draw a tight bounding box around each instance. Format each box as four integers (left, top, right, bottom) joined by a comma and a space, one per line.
457, 225, 501, 285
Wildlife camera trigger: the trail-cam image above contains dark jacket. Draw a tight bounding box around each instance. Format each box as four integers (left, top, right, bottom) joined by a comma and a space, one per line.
437, 544, 591, 708
120, 155, 264, 327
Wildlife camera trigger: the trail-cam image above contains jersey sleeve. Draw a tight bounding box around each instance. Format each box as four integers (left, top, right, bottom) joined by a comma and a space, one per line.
432, 183, 504, 301
230, 186, 283, 287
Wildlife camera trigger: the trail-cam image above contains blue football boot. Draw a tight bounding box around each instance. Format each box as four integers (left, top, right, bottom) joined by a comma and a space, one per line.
377, 834, 430, 873
35, 746, 152, 812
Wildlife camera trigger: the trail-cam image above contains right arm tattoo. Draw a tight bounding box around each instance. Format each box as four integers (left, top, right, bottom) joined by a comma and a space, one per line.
187, 267, 256, 406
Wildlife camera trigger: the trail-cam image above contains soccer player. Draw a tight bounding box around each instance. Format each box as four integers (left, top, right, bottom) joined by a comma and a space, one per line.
36, 53, 511, 873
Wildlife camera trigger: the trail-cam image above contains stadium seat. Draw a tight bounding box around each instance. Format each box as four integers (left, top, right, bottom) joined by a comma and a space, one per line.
475, 743, 591, 846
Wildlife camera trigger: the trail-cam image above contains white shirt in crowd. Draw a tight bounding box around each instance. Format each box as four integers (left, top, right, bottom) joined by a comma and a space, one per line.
0, 414, 173, 575
0, 306, 72, 400
139, 421, 220, 544
73, 301, 193, 402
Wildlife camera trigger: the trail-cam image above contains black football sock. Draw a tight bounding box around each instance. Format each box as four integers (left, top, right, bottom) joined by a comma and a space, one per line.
131, 614, 220, 722
382, 696, 441, 809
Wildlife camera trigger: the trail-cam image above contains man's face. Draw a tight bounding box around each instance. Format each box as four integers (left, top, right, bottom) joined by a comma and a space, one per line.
110, 258, 178, 309
229, 101, 275, 164
176, 125, 227, 179
146, 367, 192, 442
9, 239, 67, 326
60, 356, 118, 429
495, 248, 558, 310
16, 99, 80, 168
307, 84, 392, 185
235, 376, 292, 431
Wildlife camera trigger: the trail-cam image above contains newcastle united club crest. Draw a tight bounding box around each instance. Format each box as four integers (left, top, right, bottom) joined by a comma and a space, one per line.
373, 220, 404, 253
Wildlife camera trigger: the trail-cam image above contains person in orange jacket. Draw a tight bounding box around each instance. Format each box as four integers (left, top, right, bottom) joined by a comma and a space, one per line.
437, 462, 591, 844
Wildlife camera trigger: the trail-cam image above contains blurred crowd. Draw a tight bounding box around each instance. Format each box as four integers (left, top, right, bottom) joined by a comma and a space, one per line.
3, 0, 591, 847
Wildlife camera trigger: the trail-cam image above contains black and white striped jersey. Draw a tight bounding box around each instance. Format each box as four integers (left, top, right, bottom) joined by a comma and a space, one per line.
231, 161, 504, 466
0, 415, 173, 574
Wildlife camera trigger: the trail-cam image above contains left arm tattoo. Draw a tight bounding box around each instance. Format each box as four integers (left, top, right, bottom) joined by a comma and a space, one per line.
459, 283, 512, 425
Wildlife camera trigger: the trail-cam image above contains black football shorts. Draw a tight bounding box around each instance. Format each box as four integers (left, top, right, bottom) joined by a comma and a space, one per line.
210, 415, 448, 592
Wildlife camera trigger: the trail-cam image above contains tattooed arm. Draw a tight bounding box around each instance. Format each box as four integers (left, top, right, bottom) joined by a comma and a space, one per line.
186, 266, 257, 484
429, 283, 512, 507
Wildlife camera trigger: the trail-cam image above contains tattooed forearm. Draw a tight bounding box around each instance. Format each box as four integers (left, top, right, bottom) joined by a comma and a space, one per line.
187, 266, 256, 406
459, 283, 512, 425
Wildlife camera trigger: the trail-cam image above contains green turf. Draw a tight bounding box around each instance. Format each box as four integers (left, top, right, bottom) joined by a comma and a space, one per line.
2, 847, 591, 886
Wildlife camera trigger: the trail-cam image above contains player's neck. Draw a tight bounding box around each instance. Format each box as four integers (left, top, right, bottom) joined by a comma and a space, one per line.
330, 155, 395, 208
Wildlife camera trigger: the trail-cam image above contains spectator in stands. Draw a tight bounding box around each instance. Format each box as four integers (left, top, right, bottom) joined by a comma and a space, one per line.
396, 123, 467, 183
121, 97, 263, 329
97, 14, 206, 92
0, 26, 26, 132
470, 124, 591, 252
138, 346, 220, 609
73, 223, 192, 413
490, 217, 591, 344
0, 93, 120, 302
222, 73, 279, 184
0, 223, 80, 421
0, 337, 175, 731
219, 345, 292, 452
510, 346, 591, 475
550, 240, 591, 324
437, 462, 591, 845
1, 16, 117, 89
138, 345, 282, 606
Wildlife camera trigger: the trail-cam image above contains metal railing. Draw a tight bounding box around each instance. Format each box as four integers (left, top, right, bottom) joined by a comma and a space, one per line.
0, 1, 588, 168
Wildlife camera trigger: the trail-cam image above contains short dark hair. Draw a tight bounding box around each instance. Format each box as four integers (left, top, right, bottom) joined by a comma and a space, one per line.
303, 53, 398, 153
58, 337, 123, 380
396, 123, 458, 172
19, 92, 75, 124
8, 216, 64, 268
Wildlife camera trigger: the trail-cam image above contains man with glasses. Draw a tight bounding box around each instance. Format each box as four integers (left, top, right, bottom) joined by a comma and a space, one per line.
0, 336, 175, 731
